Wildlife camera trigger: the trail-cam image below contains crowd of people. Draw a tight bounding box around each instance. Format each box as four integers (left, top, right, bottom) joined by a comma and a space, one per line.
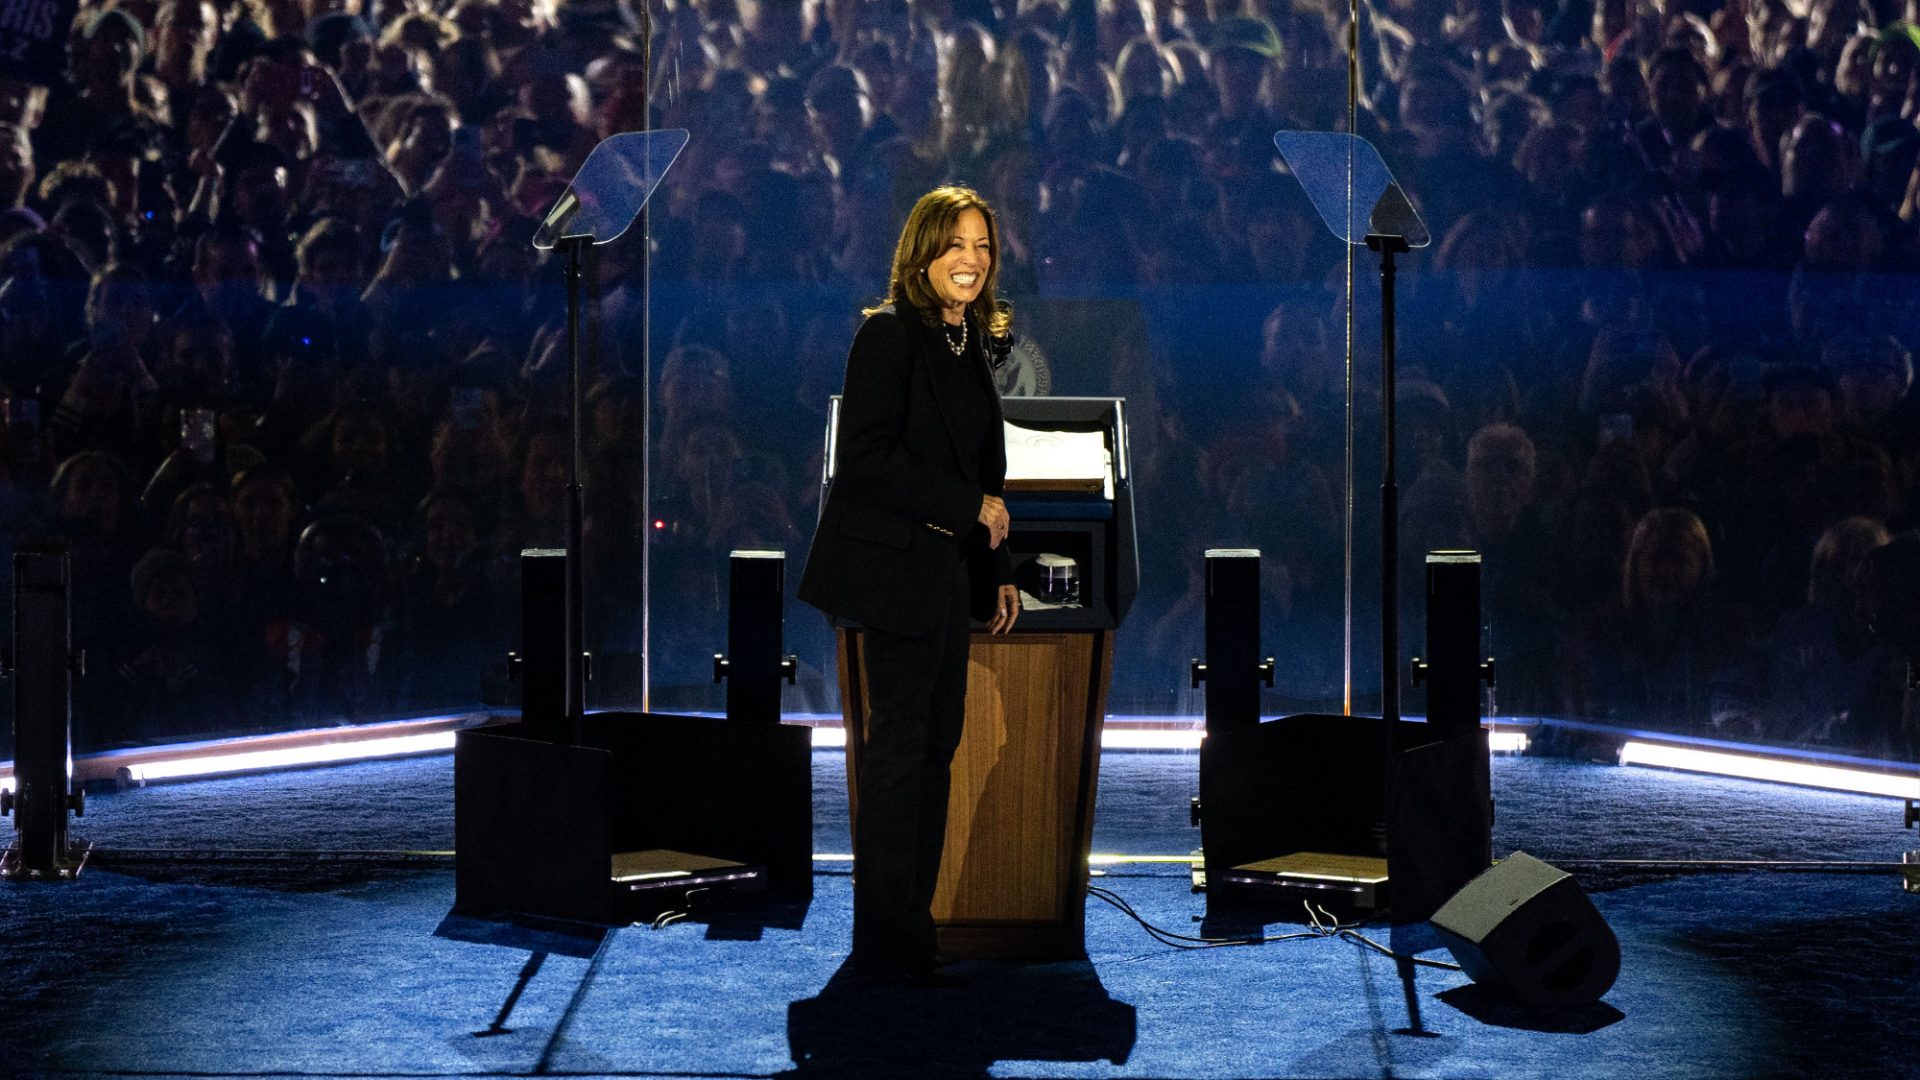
2, 0, 1919, 758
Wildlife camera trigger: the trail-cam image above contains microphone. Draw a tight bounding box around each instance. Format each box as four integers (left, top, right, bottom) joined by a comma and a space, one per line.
988, 332, 1016, 372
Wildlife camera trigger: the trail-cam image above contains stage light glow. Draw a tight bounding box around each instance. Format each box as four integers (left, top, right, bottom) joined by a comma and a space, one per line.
1102, 728, 1204, 750
810, 725, 1206, 750
0, 773, 12, 794
1488, 731, 1530, 754
811, 725, 1526, 752
809, 852, 1197, 866
119, 731, 457, 785
1618, 741, 1920, 800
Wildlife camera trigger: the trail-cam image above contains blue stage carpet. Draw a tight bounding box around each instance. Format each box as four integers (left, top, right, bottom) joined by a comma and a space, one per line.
2, 750, 1916, 1078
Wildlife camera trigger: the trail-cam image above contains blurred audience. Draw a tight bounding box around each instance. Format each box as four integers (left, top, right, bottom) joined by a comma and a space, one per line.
4, 0, 1920, 755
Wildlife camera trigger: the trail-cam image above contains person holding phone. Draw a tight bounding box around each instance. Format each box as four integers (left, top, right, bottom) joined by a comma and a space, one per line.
798, 185, 1020, 984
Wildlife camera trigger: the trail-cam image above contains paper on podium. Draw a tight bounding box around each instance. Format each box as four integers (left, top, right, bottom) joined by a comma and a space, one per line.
1003, 422, 1113, 499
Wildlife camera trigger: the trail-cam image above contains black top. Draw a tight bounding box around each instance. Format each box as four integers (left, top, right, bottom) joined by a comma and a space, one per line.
927, 315, 992, 489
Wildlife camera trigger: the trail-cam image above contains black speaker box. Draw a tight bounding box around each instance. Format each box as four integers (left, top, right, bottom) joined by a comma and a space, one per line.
1430, 851, 1621, 1009
1199, 714, 1491, 921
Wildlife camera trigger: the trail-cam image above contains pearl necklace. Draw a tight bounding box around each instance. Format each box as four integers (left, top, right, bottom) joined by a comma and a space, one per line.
942, 316, 968, 356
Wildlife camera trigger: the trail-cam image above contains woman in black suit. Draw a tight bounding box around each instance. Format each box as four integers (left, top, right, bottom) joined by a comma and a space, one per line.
798, 185, 1021, 981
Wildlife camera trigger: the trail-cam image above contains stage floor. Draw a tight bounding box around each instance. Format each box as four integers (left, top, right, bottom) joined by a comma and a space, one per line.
2, 750, 1916, 1078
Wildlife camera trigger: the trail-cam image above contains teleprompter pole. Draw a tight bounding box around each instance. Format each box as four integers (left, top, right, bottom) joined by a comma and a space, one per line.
561, 233, 589, 739
1367, 233, 1410, 723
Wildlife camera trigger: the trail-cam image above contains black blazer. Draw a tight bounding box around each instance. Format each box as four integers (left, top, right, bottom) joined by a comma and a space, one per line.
798, 301, 1015, 638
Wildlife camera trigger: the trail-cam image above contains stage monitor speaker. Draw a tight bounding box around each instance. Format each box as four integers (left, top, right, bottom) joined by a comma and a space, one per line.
1430, 851, 1620, 1010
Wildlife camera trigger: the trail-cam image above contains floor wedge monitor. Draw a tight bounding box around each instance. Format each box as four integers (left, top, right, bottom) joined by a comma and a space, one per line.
1430, 851, 1621, 1009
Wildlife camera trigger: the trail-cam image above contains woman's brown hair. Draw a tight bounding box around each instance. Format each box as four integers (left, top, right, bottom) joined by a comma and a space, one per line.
865, 185, 1013, 338
1621, 507, 1714, 612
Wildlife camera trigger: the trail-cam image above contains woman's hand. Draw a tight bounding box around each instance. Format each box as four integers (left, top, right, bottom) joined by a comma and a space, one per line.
978, 494, 1010, 548
988, 583, 1020, 634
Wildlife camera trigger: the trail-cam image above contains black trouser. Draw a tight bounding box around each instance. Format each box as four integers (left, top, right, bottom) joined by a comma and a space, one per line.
851, 563, 971, 972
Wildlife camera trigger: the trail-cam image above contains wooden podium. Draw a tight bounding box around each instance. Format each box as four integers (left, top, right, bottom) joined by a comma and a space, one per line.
838, 627, 1114, 960
819, 396, 1135, 961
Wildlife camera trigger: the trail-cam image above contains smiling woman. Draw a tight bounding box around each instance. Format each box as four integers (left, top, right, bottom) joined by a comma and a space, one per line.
925, 207, 989, 323
797, 185, 1021, 983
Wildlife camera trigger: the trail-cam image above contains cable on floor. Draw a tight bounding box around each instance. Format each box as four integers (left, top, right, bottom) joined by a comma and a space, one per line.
1087, 884, 1461, 970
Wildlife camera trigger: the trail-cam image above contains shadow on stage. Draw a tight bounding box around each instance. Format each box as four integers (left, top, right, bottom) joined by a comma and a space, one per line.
1192, 907, 1626, 1039
434, 892, 810, 954
783, 959, 1137, 1078
1435, 984, 1625, 1034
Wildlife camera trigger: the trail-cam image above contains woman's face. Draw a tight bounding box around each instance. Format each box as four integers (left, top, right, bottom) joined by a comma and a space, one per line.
924, 208, 990, 315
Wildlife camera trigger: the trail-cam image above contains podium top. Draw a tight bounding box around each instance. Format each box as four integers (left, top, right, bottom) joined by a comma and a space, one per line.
1273, 131, 1430, 249
533, 129, 689, 250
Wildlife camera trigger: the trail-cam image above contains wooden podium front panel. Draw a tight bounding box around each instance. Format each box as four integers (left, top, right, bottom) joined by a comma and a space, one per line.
935, 633, 1092, 923
838, 629, 1112, 960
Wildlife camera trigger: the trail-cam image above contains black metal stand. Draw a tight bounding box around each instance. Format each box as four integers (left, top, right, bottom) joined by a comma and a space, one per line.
712, 551, 797, 725
560, 233, 591, 739
1366, 233, 1410, 722
1390, 551, 1496, 925
1410, 552, 1498, 736
496, 235, 596, 740
1189, 549, 1274, 740
507, 549, 566, 733
2, 545, 89, 881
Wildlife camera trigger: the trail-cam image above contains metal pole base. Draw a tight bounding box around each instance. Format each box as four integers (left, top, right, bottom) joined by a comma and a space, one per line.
1, 836, 91, 881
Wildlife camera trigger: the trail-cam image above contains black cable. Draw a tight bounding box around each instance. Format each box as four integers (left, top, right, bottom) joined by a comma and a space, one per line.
1088, 885, 1321, 948
1086, 884, 1462, 971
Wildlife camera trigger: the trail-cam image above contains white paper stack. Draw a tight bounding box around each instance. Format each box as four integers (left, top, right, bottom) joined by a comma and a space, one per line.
1003, 423, 1113, 499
